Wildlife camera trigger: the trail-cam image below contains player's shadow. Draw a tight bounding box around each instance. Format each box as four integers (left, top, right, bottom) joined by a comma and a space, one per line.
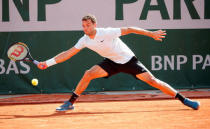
0, 111, 123, 119
0, 108, 190, 119
137, 108, 190, 113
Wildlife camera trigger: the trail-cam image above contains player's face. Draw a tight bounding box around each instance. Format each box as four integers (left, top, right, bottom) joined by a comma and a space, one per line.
82, 19, 96, 35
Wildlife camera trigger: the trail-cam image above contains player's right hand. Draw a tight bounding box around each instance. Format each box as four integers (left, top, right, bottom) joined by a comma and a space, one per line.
37, 62, 48, 70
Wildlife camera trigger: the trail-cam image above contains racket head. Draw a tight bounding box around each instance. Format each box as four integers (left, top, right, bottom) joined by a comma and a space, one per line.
7, 42, 29, 61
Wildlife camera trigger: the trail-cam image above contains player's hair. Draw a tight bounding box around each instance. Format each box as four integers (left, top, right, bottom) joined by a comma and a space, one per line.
82, 14, 97, 24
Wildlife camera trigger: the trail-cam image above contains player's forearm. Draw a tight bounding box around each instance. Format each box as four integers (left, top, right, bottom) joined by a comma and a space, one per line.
54, 47, 80, 63
122, 27, 153, 38
54, 51, 71, 63
46, 47, 80, 67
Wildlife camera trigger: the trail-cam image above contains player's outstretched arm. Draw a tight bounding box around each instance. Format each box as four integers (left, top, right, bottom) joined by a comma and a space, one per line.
37, 47, 80, 70
121, 27, 166, 41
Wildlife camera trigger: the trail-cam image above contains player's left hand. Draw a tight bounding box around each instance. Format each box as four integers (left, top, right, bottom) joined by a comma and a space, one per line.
152, 30, 166, 42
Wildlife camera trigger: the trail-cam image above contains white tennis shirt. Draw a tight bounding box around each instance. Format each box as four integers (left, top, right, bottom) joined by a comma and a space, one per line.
74, 28, 135, 64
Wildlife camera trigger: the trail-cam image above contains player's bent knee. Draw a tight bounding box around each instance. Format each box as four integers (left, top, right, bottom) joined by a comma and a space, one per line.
83, 70, 97, 80
83, 70, 92, 80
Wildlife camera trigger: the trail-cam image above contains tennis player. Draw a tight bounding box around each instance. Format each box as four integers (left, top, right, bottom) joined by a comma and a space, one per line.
37, 14, 200, 111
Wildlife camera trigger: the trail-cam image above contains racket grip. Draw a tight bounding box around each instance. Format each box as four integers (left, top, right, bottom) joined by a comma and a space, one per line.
33, 60, 39, 65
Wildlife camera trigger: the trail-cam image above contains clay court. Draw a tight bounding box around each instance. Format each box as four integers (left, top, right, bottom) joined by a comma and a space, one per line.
0, 90, 209, 129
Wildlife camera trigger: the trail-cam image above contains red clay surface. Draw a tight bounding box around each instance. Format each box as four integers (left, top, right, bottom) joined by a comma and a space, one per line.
0, 90, 210, 129
0, 98, 209, 129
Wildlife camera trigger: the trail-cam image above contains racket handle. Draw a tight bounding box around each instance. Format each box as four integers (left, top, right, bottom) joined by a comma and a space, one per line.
33, 60, 39, 65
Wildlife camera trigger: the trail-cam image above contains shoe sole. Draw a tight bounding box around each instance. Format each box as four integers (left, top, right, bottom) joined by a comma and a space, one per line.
56, 107, 74, 112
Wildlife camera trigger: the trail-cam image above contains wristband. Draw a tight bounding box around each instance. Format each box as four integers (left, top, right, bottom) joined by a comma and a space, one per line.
46, 58, 57, 67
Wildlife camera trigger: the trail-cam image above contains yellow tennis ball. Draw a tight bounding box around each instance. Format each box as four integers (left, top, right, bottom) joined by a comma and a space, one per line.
31, 78, 38, 86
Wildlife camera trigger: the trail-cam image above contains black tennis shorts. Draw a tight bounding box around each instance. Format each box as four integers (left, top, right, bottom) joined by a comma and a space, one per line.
98, 56, 148, 78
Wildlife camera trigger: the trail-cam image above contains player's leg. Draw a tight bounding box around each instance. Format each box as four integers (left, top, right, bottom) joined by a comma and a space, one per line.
74, 65, 108, 96
136, 72, 200, 110
136, 72, 177, 97
121, 57, 178, 97
56, 65, 108, 111
121, 57, 200, 110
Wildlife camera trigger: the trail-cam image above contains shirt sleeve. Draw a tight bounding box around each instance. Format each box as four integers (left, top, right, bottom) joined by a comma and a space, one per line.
74, 37, 86, 50
105, 28, 121, 38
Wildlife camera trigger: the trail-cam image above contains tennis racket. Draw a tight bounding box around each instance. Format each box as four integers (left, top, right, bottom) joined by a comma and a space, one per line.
7, 42, 39, 65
